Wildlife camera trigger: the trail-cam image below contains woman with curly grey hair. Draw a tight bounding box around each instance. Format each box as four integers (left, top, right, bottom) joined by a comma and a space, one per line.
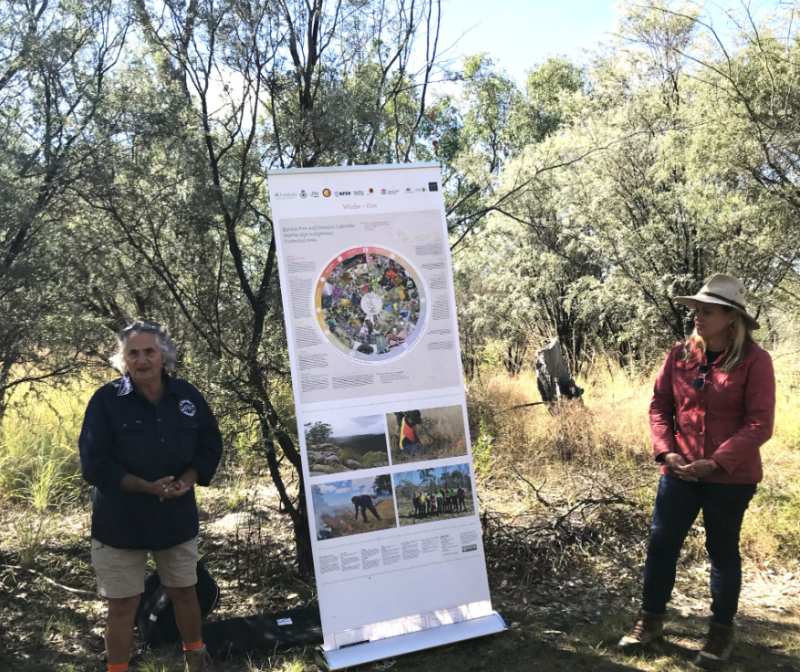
110, 320, 178, 375
80, 321, 223, 672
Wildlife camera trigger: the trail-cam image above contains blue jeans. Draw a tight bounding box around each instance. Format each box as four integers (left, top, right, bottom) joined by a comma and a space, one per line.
642, 475, 757, 626
401, 443, 425, 458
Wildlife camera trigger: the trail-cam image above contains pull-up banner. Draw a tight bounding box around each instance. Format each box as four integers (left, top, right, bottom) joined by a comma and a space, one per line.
268, 163, 504, 669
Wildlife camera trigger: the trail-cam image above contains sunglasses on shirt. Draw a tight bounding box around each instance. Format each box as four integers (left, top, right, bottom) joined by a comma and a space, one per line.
692, 365, 711, 390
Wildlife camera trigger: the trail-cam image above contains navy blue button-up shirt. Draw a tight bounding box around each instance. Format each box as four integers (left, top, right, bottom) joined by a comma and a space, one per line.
79, 373, 223, 550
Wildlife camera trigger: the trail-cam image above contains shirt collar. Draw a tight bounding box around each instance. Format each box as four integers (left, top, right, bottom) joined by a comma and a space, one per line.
116, 373, 134, 396
703, 347, 728, 366
116, 372, 175, 397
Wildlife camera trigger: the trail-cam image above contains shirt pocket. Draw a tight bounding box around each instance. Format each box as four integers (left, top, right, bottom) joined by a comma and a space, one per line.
674, 367, 699, 397
177, 415, 199, 462
113, 421, 147, 468
714, 372, 746, 406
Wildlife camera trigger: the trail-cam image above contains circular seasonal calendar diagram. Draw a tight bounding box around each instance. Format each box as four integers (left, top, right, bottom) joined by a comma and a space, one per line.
314, 246, 427, 363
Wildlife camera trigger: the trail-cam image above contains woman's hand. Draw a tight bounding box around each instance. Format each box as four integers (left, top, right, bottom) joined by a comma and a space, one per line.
149, 476, 176, 501
675, 459, 718, 481
162, 467, 198, 499
664, 453, 700, 482
663, 453, 689, 477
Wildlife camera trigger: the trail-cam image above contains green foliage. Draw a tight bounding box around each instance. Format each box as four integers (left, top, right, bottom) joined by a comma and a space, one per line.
453, 0, 800, 372
304, 421, 333, 446
472, 421, 494, 479
373, 474, 392, 496
332, 434, 386, 457
361, 451, 390, 469
12, 512, 49, 568
0, 0, 117, 418
138, 660, 170, 672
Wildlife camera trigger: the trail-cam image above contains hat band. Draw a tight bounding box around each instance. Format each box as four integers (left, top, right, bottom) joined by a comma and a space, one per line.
700, 290, 747, 313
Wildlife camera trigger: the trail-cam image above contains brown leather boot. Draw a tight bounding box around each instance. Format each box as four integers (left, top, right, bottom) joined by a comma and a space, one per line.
695, 621, 734, 669
617, 610, 665, 651
184, 644, 216, 672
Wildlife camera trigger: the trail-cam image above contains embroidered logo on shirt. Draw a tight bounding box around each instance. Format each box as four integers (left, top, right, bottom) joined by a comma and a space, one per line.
179, 399, 197, 417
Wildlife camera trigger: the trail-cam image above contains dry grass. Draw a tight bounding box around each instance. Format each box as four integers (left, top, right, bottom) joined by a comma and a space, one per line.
468, 347, 800, 571
318, 498, 396, 538
0, 383, 92, 505
0, 350, 798, 671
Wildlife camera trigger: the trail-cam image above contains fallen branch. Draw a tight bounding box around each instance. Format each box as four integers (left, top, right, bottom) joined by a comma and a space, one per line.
511, 466, 552, 507
1, 564, 96, 597
507, 401, 547, 410
481, 469, 654, 577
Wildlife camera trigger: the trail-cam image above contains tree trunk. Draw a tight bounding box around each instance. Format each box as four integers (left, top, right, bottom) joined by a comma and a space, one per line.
257, 414, 314, 578
535, 338, 583, 413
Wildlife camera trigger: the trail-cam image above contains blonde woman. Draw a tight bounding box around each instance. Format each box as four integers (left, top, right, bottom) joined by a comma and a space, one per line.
618, 275, 775, 668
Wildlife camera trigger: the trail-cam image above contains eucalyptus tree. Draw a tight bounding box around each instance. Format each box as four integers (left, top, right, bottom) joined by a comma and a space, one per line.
619, 0, 800, 329
432, 55, 584, 252
464, 0, 799, 369
76, 0, 446, 574
458, 174, 604, 373
0, 0, 127, 421
454, 1, 747, 368
476, 1, 742, 362
448, 56, 591, 373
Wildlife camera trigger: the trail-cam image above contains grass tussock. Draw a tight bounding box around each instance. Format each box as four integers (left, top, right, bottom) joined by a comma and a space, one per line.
0, 384, 93, 565
0, 385, 92, 505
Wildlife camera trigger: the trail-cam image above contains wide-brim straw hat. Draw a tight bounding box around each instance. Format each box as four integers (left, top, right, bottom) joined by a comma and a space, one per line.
674, 274, 760, 330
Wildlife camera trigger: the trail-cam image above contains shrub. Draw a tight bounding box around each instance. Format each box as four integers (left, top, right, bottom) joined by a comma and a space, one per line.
361, 451, 389, 469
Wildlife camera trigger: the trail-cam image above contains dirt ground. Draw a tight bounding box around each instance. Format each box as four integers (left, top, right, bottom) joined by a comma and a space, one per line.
1, 481, 798, 672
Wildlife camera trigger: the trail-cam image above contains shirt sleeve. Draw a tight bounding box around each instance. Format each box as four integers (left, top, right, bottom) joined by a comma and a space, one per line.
711, 349, 775, 473
649, 347, 678, 461
190, 391, 223, 487
79, 391, 127, 491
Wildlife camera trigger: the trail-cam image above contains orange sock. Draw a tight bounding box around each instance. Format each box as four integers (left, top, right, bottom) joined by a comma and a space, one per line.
108, 664, 129, 672
183, 638, 204, 651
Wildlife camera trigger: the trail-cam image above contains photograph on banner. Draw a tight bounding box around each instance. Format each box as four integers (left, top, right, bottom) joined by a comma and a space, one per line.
393, 463, 476, 526
304, 414, 389, 477
312, 474, 397, 541
387, 405, 468, 465
316, 247, 424, 362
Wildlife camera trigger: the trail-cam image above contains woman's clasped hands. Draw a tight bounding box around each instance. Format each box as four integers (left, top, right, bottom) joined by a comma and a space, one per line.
664, 453, 718, 481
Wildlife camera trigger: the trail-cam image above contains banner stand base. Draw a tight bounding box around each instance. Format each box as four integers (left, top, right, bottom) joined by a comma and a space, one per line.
317, 612, 506, 671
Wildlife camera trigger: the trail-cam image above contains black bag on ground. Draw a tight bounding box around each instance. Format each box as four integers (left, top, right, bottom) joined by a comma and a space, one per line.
135, 562, 220, 647
202, 607, 322, 659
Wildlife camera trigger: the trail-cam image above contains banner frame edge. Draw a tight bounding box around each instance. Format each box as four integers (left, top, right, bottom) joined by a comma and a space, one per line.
318, 611, 507, 670
267, 161, 442, 176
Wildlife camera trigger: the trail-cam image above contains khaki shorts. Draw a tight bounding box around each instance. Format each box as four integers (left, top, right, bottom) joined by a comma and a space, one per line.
91, 537, 198, 599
